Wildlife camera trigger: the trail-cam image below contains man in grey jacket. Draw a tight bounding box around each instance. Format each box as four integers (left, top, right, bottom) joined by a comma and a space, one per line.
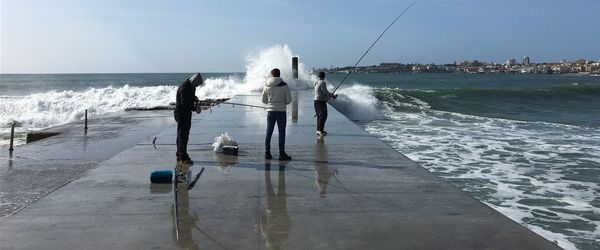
314, 72, 337, 137
262, 68, 293, 161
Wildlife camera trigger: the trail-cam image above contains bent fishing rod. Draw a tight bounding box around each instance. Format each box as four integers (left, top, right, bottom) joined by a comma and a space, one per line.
330, 0, 418, 96
197, 102, 268, 110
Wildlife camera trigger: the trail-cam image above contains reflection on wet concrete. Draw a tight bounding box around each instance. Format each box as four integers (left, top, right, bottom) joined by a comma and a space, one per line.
7, 156, 13, 171
316, 134, 324, 144
292, 92, 299, 123
213, 152, 239, 174
149, 183, 172, 194
261, 162, 290, 250
83, 130, 88, 152
314, 144, 336, 197
172, 166, 199, 249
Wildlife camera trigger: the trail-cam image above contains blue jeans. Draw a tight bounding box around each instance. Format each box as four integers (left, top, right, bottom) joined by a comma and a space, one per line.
265, 111, 287, 154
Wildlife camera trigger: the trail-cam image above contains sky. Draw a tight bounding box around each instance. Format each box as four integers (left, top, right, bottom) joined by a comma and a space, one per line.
1, 0, 599, 73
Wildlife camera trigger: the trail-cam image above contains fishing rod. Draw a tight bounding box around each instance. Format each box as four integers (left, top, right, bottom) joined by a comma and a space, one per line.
198, 102, 266, 109
187, 167, 205, 190
218, 102, 268, 110
196, 101, 268, 114
330, 0, 418, 95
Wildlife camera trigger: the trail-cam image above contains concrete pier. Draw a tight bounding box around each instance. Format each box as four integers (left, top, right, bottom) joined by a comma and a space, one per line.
0, 91, 559, 249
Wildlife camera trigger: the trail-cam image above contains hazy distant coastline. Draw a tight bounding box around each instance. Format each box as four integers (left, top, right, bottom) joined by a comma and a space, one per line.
318, 58, 600, 75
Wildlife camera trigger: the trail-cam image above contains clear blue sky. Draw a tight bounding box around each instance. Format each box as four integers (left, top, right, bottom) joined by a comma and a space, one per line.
1, 0, 599, 73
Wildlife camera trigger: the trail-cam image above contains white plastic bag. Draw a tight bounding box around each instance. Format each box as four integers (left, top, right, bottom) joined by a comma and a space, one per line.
212, 132, 238, 152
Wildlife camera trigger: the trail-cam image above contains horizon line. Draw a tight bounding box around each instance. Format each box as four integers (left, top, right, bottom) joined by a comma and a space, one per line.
0, 72, 247, 75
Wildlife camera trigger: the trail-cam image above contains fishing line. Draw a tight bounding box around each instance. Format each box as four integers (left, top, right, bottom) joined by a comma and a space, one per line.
331, 0, 418, 95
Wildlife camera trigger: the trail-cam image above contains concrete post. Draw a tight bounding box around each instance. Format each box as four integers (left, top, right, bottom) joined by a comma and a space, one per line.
84, 110, 88, 130
9, 123, 15, 152
292, 57, 298, 79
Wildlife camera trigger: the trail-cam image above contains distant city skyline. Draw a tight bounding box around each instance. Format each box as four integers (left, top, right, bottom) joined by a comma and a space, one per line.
1, 0, 599, 73
336, 57, 599, 67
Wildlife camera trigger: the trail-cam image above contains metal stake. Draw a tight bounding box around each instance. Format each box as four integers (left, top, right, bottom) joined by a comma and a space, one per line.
9, 123, 15, 152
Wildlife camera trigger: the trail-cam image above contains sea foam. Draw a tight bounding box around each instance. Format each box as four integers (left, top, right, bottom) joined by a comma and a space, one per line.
328, 84, 387, 121
0, 85, 176, 132
365, 107, 600, 250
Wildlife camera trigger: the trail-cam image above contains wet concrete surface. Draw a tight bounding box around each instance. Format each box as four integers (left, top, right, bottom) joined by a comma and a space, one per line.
0, 111, 175, 217
0, 91, 559, 249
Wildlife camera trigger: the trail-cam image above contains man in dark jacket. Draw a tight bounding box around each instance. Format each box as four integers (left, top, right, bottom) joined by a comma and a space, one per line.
175, 73, 203, 165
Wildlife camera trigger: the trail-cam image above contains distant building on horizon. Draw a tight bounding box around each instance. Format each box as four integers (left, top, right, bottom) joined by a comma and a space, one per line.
506, 58, 516, 66
523, 56, 530, 66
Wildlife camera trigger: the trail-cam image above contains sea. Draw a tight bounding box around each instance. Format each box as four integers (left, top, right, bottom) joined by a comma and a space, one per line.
1, 45, 599, 249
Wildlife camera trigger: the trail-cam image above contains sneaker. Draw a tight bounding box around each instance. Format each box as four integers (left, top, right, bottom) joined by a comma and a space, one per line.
265, 152, 272, 160
321, 131, 328, 136
279, 153, 292, 161
316, 131, 324, 137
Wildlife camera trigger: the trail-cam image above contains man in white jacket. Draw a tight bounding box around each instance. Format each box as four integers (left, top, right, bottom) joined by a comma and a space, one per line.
262, 68, 293, 161
314, 71, 337, 136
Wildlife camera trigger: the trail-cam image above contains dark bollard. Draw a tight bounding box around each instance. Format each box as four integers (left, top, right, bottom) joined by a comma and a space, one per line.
9, 123, 15, 152
84, 109, 88, 130
292, 57, 298, 79
291, 57, 299, 122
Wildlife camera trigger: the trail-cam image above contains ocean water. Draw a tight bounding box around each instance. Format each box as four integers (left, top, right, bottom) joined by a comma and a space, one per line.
327, 73, 600, 250
1, 45, 599, 249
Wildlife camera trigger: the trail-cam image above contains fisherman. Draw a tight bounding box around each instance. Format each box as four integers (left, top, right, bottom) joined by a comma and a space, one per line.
174, 73, 203, 165
262, 68, 292, 161
314, 72, 337, 137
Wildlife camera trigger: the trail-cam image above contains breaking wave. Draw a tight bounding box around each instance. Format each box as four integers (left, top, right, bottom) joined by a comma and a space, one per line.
0, 44, 316, 134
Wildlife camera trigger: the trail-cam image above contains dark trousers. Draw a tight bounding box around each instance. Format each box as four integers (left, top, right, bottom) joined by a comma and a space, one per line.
314, 100, 328, 132
265, 111, 287, 154
175, 113, 192, 160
